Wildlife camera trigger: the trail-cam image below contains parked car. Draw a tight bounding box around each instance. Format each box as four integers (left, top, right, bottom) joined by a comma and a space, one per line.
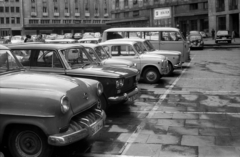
74, 33, 83, 39
187, 31, 204, 50
199, 31, 208, 38
105, 38, 182, 75
8, 44, 139, 110
64, 33, 74, 39
78, 38, 102, 44
99, 41, 169, 84
215, 30, 232, 43
0, 44, 106, 157
11, 36, 24, 44
45, 38, 77, 43
78, 43, 138, 69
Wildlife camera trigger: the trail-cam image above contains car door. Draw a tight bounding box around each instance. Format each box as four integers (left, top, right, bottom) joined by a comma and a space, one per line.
108, 45, 141, 71
159, 31, 186, 62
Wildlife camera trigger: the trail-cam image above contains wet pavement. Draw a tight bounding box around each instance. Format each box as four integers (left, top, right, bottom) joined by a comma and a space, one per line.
53, 48, 240, 157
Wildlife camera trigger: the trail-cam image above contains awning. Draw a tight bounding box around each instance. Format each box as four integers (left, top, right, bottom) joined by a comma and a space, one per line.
106, 17, 149, 24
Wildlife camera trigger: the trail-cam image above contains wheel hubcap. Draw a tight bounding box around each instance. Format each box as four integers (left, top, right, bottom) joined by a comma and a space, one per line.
146, 71, 157, 82
16, 131, 42, 156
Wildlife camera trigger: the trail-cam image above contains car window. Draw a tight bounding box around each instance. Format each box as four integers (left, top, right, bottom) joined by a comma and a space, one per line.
145, 32, 159, 41
111, 45, 136, 56
61, 48, 92, 68
0, 50, 20, 71
85, 47, 98, 61
161, 31, 182, 41
94, 46, 109, 60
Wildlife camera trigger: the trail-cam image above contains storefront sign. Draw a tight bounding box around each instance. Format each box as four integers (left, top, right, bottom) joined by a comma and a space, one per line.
154, 8, 171, 20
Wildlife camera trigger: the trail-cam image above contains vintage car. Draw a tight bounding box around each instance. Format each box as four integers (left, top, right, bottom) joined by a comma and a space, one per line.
78, 43, 137, 69
187, 31, 204, 50
8, 44, 139, 111
99, 41, 169, 84
0, 45, 106, 157
45, 38, 77, 43
78, 38, 102, 44
105, 38, 182, 75
215, 30, 232, 44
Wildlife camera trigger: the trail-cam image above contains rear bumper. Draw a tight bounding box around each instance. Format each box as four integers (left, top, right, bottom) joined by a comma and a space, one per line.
48, 109, 106, 146
108, 88, 139, 104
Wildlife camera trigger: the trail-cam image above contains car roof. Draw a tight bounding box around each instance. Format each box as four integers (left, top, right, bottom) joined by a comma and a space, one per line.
0, 44, 9, 50
107, 38, 146, 42
100, 41, 137, 45
7, 43, 84, 49
78, 43, 98, 48
79, 38, 100, 41
104, 27, 179, 32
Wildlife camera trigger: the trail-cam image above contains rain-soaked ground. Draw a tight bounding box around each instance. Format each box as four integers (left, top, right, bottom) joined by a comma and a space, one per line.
2, 48, 240, 157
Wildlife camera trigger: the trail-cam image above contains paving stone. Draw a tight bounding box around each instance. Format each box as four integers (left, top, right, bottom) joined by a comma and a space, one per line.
141, 124, 168, 135
177, 102, 197, 107
107, 125, 136, 133
168, 126, 198, 135
227, 114, 240, 121
199, 128, 231, 136
157, 106, 186, 112
92, 131, 120, 142
216, 136, 240, 146
214, 120, 240, 128
123, 143, 162, 156
134, 134, 150, 143
185, 120, 215, 128
89, 141, 125, 154
157, 119, 185, 126
147, 134, 180, 144
140, 94, 160, 99
172, 113, 199, 119
199, 146, 240, 157
159, 145, 198, 157
181, 135, 215, 146
199, 114, 227, 120
230, 128, 240, 136
117, 133, 132, 142
151, 113, 173, 119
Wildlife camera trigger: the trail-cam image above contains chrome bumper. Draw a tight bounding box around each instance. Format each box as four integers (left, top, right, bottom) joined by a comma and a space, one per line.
108, 88, 139, 102
48, 109, 106, 146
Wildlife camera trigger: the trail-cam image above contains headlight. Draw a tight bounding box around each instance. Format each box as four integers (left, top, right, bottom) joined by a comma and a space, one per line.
119, 79, 124, 87
116, 79, 124, 89
116, 80, 120, 89
132, 63, 137, 68
60, 96, 70, 114
97, 82, 103, 96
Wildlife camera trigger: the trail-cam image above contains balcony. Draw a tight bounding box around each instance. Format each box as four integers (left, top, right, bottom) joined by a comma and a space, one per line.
85, 12, 90, 17
94, 13, 99, 17
54, 12, 59, 16
31, 12, 37, 17
75, 13, 80, 17
104, 13, 109, 18
42, 12, 48, 17
216, 6, 225, 12
65, 13, 70, 17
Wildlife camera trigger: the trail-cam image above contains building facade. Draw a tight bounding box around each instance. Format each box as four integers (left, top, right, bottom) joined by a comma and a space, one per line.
22, 0, 112, 35
108, 0, 209, 37
209, 0, 240, 37
0, 0, 23, 37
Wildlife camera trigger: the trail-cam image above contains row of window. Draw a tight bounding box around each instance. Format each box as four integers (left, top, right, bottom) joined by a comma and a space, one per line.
0, 17, 21, 24
3, 0, 19, 2
0, 6, 20, 13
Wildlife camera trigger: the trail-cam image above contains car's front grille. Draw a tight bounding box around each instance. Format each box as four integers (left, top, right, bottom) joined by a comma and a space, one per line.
69, 109, 102, 131
121, 76, 136, 93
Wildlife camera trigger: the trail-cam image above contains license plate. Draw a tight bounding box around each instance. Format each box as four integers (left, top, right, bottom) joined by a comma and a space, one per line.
92, 119, 103, 135
129, 94, 138, 102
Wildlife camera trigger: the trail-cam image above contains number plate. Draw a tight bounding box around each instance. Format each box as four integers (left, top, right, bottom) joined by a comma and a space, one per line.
92, 119, 103, 135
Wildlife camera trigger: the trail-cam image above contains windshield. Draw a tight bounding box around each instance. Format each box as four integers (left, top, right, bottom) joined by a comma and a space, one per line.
0, 50, 23, 72
12, 36, 22, 40
144, 40, 155, 52
60, 48, 94, 69
95, 46, 110, 60
190, 36, 202, 40
217, 31, 229, 35
133, 43, 144, 54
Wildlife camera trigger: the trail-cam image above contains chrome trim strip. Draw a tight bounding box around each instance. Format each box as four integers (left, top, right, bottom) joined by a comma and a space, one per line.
108, 88, 138, 102
0, 112, 55, 118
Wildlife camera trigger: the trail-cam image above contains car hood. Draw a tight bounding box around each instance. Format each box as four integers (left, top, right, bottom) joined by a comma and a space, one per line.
102, 58, 134, 67
67, 64, 137, 79
140, 53, 166, 60
147, 50, 181, 56
0, 71, 97, 114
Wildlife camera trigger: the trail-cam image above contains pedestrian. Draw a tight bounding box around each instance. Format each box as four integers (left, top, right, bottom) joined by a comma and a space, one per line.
24, 35, 33, 42
232, 30, 235, 42
211, 29, 215, 40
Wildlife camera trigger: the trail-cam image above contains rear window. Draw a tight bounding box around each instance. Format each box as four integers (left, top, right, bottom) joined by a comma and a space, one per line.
217, 31, 229, 35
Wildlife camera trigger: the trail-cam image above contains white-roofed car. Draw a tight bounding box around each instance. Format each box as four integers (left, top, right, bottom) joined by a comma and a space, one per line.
11, 36, 24, 44
105, 38, 182, 75
99, 41, 169, 84
78, 38, 102, 44
215, 30, 232, 44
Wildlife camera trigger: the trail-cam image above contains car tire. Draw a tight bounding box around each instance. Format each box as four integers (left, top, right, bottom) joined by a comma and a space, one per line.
98, 95, 107, 112
143, 67, 160, 84
166, 61, 174, 76
8, 126, 53, 157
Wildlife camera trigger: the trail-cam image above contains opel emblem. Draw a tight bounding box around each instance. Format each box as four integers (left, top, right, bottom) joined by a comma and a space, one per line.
83, 93, 89, 100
